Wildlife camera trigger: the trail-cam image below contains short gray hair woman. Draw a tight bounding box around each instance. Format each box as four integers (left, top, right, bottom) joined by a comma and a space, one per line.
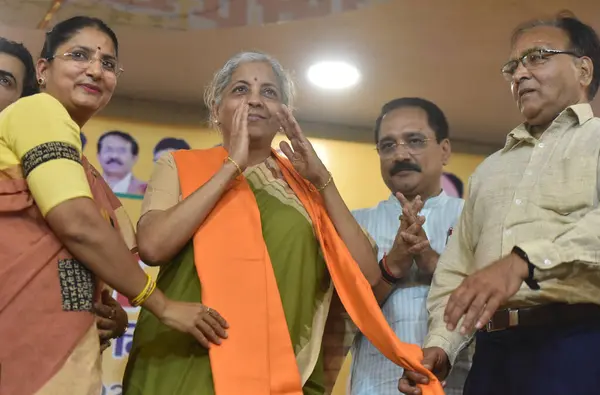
123, 51, 387, 395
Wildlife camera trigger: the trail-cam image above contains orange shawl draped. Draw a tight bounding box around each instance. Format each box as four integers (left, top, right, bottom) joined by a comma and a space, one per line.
173, 147, 443, 395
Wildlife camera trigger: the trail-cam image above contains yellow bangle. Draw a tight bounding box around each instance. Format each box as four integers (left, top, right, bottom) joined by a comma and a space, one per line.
225, 156, 242, 176
130, 276, 151, 306
315, 172, 333, 192
130, 274, 156, 307
131, 280, 155, 307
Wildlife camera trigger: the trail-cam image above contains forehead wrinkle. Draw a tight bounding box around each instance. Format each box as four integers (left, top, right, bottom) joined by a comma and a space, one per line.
231, 78, 279, 91
380, 127, 416, 141
511, 28, 570, 56
402, 130, 425, 137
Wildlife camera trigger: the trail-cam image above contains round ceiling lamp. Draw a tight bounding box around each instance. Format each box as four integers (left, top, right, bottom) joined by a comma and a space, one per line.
307, 61, 360, 89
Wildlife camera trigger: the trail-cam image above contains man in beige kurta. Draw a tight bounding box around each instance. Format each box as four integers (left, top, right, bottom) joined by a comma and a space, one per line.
399, 13, 600, 395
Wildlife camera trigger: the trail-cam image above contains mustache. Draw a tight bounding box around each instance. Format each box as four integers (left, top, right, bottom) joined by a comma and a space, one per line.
106, 158, 123, 165
390, 161, 421, 175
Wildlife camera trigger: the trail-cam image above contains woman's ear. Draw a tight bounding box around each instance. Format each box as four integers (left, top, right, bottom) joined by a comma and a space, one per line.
36, 58, 49, 86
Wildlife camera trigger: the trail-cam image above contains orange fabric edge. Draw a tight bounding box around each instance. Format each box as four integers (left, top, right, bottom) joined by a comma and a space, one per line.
172, 147, 443, 395
273, 151, 444, 395
173, 148, 303, 395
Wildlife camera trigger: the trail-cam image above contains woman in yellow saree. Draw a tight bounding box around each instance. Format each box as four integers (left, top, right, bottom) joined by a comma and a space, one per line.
0, 16, 226, 395
123, 52, 444, 395
0, 33, 131, 356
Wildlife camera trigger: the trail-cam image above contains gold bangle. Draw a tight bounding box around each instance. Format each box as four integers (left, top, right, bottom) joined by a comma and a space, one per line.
132, 274, 152, 302
130, 274, 156, 307
131, 280, 156, 307
225, 156, 242, 176
315, 172, 333, 192
130, 276, 151, 306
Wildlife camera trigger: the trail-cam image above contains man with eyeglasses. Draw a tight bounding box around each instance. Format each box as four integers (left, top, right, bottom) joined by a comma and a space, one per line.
349, 97, 470, 395
399, 14, 600, 395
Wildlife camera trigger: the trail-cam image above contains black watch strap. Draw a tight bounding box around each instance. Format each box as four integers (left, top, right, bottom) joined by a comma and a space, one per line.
512, 246, 540, 290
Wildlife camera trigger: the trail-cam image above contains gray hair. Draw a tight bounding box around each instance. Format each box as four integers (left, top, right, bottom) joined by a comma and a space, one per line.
510, 12, 600, 100
204, 51, 295, 124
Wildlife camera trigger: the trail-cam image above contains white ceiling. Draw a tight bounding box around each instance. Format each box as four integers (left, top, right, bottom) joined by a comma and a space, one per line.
1, 0, 599, 149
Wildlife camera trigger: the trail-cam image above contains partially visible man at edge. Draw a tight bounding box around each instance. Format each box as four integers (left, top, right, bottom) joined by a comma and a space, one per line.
349, 98, 470, 395
0, 36, 129, 352
153, 137, 191, 162
399, 14, 600, 395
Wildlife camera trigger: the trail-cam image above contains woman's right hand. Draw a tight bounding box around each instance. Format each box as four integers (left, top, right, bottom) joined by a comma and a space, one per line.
159, 299, 229, 349
226, 100, 250, 171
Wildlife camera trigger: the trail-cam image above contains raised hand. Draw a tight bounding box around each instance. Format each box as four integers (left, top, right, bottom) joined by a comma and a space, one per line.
400, 228, 430, 255
395, 192, 439, 274
227, 99, 250, 171
276, 105, 330, 188
386, 216, 424, 278
396, 192, 424, 226
383, 193, 426, 278
159, 300, 229, 349
403, 230, 439, 276
399, 219, 439, 275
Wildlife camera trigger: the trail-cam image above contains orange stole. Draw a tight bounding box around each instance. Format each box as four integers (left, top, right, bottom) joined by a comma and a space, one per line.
173, 147, 443, 395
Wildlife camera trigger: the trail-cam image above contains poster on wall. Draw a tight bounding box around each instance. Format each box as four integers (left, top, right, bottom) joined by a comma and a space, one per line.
79, 119, 221, 395
82, 131, 192, 198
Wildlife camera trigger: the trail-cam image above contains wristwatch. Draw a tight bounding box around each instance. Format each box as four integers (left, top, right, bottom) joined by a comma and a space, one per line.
512, 246, 540, 290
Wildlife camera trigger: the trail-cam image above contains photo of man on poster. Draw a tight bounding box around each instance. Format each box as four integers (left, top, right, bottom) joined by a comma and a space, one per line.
97, 130, 148, 195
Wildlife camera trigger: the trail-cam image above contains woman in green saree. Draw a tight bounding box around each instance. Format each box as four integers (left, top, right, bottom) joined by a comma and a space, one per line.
123, 52, 393, 395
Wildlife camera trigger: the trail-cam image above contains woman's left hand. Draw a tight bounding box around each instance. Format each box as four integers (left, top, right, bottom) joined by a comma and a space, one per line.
277, 105, 330, 188
94, 289, 128, 352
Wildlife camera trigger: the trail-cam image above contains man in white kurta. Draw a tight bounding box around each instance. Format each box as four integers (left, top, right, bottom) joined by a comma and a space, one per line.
349, 98, 471, 395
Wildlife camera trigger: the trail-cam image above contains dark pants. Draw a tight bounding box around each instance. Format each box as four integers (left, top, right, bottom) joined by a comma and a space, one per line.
463, 322, 600, 395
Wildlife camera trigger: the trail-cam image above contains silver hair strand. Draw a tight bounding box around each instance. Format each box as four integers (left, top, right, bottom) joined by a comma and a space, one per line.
204, 51, 295, 124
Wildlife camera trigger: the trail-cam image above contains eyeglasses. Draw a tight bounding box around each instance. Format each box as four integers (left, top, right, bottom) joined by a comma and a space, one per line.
376, 137, 431, 158
48, 48, 124, 77
501, 48, 580, 81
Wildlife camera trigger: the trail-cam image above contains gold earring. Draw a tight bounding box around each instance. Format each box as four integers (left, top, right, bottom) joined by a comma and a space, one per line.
37, 78, 45, 86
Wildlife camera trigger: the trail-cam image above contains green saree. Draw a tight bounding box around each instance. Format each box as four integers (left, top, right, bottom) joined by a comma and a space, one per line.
123, 158, 334, 395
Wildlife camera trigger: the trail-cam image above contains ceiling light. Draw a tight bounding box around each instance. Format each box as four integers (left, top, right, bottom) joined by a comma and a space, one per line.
307, 61, 360, 89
